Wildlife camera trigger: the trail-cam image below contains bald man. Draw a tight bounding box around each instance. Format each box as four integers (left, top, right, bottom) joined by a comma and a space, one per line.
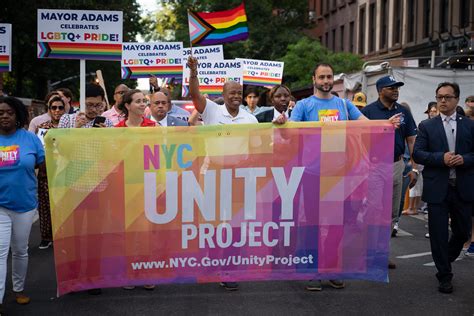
103, 84, 129, 125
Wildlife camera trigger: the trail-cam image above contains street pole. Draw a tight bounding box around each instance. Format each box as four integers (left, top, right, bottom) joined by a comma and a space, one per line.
80, 59, 86, 112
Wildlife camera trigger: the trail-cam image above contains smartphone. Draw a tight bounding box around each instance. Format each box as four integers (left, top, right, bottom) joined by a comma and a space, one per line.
92, 116, 106, 127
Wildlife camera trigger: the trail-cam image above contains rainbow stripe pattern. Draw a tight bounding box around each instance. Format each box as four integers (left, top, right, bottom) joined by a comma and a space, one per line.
38, 42, 121, 61
45, 121, 394, 295
188, 3, 249, 46
243, 75, 282, 87
182, 84, 223, 98
121, 66, 183, 79
0, 55, 10, 72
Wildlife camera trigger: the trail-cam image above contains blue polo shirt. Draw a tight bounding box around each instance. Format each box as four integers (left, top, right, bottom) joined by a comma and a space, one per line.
361, 99, 417, 162
290, 95, 362, 122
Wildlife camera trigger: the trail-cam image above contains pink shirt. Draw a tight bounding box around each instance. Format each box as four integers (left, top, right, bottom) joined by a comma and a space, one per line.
102, 106, 125, 125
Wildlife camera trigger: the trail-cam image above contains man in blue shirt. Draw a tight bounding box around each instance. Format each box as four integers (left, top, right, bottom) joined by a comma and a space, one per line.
362, 76, 418, 269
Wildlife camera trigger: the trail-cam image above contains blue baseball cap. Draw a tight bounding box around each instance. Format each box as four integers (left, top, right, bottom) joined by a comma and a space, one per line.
376, 75, 404, 91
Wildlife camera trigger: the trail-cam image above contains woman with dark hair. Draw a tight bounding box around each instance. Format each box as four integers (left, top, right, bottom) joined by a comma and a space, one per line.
35, 95, 66, 250
425, 101, 439, 119
115, 89, 155, 127
256, 85, 292, 123
0, 96, 45, 309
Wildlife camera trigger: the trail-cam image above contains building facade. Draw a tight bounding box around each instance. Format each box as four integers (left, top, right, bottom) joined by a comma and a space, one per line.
306, 0, 474, 68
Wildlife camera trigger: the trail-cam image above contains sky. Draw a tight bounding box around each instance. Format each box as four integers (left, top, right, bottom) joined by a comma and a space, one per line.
135, 0, 161, 89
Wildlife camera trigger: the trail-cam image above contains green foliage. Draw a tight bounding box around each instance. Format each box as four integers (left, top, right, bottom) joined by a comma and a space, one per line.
280, 37, 364, 89
0, 0, 142, 101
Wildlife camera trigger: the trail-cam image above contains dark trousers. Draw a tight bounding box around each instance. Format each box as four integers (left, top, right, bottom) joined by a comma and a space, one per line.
428, 186, 472, 282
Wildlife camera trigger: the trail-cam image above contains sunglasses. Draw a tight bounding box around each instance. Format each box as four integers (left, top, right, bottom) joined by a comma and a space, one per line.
49, 105, 65, 111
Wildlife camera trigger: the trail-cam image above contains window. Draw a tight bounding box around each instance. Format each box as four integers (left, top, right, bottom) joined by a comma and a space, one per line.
369, 3, 376, 52
423, 0, 431, 38
439, 0, 449, 33
325, 32, 329, 47
380, 0, 388, 49
407, 0, 416, 42
332, 29, 336, 51
393, 0, 402, 45
359, 7, 366, 54
460, 0, 470, 28
340, 25, 345, 51
349, 21, 355, 53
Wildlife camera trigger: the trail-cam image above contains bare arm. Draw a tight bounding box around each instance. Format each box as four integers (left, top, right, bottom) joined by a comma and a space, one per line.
187, 56, 207, 114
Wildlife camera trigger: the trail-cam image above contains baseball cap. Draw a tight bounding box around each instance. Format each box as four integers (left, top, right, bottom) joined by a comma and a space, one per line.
376, 75, 404, 91
352, 92, 367, 107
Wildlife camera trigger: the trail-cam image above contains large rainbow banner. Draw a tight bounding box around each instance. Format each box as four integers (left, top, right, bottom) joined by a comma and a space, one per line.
37, 9, 123, 61
45, 121, 394, 296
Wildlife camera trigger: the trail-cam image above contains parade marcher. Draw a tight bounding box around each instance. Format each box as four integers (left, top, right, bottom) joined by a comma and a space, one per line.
35, 95, 66, 249
56, 87, 75, 114
187, 56, 285, 291
102, 84, 129, 125
241, 86, 271, 116
256, 85, 291, 123
149, 91, 188, 127
114, 89, 155, 128
361, 76, 418, 269
352, 92, 367, 110
465, 95, 474, 111
148, 76, 190, 122
0, 96, 45, 309
413, 82, 474, 294
58, 84, 114, 128
28, 91, 60, 133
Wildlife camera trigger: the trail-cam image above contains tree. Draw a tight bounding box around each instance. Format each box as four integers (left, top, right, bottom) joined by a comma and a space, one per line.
1, 0, 143, 101
280, 37, 364, 89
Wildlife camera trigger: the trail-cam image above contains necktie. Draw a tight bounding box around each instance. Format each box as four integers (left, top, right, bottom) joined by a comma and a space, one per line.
444, 116, 456, 179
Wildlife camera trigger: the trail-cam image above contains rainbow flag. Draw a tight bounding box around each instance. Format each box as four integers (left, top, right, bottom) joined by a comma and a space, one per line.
188, 3, 249, 46
38, 42, 122, 61
0, 55, 10, 72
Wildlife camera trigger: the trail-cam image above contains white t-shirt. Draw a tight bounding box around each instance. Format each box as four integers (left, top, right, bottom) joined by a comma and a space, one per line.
201, 99, 258, 125
200, 99, 260, 171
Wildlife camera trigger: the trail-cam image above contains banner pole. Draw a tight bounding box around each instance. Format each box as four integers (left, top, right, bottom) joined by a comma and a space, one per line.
80, 59, 86, 112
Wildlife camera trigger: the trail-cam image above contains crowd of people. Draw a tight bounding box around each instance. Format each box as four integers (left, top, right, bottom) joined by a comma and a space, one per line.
0, 56, 473, 312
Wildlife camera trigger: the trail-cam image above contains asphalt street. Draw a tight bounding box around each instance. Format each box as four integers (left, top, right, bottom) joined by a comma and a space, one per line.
3, 214, 473, 316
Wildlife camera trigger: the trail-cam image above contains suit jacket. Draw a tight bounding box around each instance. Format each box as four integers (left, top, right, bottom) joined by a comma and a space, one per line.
167, 115, 188, 126
256, 109, 274, 123
413, 115, 474, 203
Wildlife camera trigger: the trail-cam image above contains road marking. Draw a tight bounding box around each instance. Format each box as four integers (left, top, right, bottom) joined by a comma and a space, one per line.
396, 252, 432, 259
423, 257, 463, 266
396, 228, 413, 237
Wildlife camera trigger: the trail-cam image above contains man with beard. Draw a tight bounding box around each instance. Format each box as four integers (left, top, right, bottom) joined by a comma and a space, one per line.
361, 76, 418, 269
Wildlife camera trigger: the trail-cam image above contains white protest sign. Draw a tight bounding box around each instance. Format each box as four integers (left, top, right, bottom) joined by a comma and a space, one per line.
236, 58, 284, 87
0, 24, 12, 72
182, 45, 224, 63
182, 59, 243, 97
121, 42, 183, 79
37, 9, 123, 60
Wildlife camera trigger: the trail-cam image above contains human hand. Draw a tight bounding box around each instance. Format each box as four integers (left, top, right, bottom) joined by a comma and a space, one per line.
272, 113, 287, 125
388, 113, 402, 129
75, 112, 87, 128
407, 171, 418, 188
449, 154, 464, 166
187, 56, 198, 75
444, 151, 455, 166
149, 75, 158, 90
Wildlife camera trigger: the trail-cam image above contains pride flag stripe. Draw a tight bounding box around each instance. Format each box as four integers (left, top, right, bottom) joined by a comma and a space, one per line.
38, 42, 121, 61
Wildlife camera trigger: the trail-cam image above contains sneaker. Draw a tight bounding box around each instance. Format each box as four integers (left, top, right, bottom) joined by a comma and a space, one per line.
143, 285, 155, 291
122, 286, 135, 290
38, 240, 52, 249
465, 251, 474, 257
328, 279, 345, 289
305, 279, 322, 291
87, 288, 102, 295
388, 260, 396, 269
425, 233, 430, 238
391, 223, 399, 237
220, 282, 239, 291
14, 292, 30, 305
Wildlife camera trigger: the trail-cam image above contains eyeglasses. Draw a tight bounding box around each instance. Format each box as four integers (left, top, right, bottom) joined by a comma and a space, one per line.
86, 103, 104, 109
49, 105, 65, 111
114, 91, 127, 95
435, 95, 457, 101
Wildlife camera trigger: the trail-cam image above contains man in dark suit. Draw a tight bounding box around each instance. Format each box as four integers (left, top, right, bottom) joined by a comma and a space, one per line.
149, 91, 188, 127
413, 82, 474, 294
